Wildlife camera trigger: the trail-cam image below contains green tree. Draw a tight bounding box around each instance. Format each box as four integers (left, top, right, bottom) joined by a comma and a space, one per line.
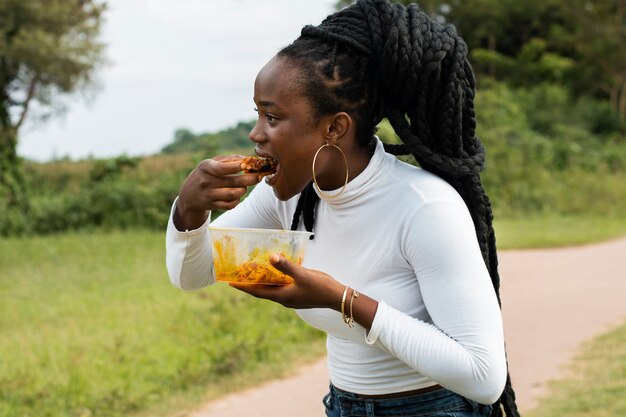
161, 121, 255, 155
337, 0, 574, 84
559, 1, 626, 120
335, 1, 625, 124
0, 0, 106, 210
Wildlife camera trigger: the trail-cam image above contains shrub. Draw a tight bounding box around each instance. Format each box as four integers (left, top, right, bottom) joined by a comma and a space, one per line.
3, 82, 625, 237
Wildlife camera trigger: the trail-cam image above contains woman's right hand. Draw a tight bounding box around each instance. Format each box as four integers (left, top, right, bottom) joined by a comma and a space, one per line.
173, 155, 262, 231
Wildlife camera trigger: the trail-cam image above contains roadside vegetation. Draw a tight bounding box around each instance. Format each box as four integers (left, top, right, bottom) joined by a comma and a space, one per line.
0, 231, 325, 417
1, 74, 625, 417
525, 321, 626, 417
2, 79, 625, 237
1, 221, 623, 417
2, 1, 625, 416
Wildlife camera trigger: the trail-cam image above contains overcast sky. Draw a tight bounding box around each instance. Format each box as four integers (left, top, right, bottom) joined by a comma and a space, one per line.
18, 0, 336, 161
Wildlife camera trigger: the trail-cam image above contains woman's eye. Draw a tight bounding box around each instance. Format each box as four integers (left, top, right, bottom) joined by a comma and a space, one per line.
253, 107, 278, 124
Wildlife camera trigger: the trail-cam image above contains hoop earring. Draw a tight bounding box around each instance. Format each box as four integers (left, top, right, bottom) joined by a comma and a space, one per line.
311, 142, 349, 200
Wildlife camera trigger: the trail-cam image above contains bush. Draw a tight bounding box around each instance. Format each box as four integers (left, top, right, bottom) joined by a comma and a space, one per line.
0, 154, 197, 236
476, 81, 626, 217
3, 81, 625, 237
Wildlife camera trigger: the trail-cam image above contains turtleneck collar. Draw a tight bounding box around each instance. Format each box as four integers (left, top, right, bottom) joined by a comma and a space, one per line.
313, 137, 395, 207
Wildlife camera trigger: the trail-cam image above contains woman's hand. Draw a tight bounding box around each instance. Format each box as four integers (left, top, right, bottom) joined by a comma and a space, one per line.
173, 155, 262, 230
230, 254, 345, 310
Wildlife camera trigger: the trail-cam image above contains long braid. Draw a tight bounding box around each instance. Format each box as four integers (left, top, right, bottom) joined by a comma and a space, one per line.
290, 182, 318, 239
283, 1, 519, 415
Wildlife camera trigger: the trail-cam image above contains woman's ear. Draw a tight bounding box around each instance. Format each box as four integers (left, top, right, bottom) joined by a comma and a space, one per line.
325, 112, 352, 145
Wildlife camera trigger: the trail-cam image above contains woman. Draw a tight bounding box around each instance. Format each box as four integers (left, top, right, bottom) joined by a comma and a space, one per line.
166, 1, 520, 416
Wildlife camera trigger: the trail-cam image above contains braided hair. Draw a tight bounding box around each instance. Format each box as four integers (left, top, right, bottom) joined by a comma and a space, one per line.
281, 1, 519, 415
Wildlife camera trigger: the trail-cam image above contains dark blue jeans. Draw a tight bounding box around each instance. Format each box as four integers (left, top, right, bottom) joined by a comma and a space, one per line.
323, 384, 492, 417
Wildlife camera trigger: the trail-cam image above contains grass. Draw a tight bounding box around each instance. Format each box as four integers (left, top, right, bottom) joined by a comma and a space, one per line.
524, 321, 626, 417
0, 217, 624, 417
0, 231, 325, 417
494, 215, 626, 249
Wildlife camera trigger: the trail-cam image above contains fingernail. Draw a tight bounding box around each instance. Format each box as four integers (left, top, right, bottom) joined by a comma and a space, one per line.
270, 254, 280, 263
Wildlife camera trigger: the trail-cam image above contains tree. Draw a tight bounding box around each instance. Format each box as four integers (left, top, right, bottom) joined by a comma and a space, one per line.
161, 121, 255, 155
335, 1, 625, 124
334, 0, 574, 81
560, 0, 626, 120
0, 0, 106, 210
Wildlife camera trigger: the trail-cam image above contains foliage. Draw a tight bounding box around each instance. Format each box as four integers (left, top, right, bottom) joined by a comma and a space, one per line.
475, 80, 626, 217
0, 0, 106, 123
376, 79, 626, 218
0, 154, 198, 236
472, 37, 575, 86
0, 222, 623, 416
494, 216, 626, 249
335, 0, 626, 121
161, 121, 256, 155
161, 128, 218, 155
0, 231, 325, 417
380, 82, 626, 229
558, 1, 626, 119
2, 79, 626, 236
524, 320, 626, 417
0, 0, 107, 209
0, 127, 28, 210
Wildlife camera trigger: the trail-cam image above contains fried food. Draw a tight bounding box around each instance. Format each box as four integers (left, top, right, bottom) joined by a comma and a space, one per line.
241, 156, 277, 176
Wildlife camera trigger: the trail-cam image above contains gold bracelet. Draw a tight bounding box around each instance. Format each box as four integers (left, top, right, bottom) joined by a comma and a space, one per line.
347, 289, 360, 328
341, 286, 349, 324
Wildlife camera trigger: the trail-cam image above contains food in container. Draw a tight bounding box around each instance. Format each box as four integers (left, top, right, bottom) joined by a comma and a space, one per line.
209, 227, 312, 285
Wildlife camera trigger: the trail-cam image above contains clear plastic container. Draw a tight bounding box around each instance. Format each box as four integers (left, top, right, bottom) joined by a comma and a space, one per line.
209, 227, 313, 285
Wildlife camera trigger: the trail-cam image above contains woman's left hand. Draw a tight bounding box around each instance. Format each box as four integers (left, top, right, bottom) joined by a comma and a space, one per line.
229, 254, 344, 310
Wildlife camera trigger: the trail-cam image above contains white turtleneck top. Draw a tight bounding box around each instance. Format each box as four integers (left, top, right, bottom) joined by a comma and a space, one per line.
165, 139, 507, 405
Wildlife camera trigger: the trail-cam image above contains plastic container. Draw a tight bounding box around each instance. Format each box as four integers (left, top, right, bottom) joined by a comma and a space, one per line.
209, 227, 313, 285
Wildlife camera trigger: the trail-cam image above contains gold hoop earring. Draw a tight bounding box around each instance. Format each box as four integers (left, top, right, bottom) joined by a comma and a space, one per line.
311, 143, 349, 200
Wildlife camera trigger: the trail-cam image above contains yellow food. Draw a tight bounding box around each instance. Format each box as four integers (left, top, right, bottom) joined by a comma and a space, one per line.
212, 239, 299, 285
215, 261, 294, 285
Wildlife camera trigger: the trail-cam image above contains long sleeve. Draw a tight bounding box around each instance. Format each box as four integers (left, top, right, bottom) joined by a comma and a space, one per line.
365, 200, 507, 404
165, 198, 214, 291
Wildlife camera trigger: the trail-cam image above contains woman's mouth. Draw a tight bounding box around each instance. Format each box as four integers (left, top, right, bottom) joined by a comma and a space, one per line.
252, 148, 279, 185
264, 163, 280, 185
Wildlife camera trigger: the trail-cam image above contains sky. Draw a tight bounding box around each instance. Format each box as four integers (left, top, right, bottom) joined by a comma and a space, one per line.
18, 0, 336, 161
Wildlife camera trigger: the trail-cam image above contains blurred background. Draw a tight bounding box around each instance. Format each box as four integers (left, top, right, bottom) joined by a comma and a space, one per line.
1, 1, 625, 416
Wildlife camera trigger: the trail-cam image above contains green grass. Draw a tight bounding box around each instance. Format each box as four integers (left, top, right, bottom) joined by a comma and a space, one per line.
0, 218, 624, 417
494, 215, 626, 249
525, 321, 626, 417
0, 231, 325, 417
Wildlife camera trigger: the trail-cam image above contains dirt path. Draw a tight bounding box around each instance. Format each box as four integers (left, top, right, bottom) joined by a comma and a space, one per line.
182, 236, 626, 416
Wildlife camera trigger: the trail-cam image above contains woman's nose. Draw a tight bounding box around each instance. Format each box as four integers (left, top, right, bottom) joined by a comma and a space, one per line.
248, 121, 265, 143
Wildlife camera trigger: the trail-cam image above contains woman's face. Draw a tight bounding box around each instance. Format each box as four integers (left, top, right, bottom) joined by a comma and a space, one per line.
249, 57, 329, 201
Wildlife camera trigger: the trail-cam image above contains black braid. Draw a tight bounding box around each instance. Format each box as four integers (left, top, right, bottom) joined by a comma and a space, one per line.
282, 2, 520, 414
289, 182, 318, 240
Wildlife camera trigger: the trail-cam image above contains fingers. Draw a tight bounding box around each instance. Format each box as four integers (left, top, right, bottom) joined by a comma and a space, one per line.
269, 254, 301, 278
177, 154, 263, 215
229, 255, 300, 303
209, 186, 248, 202
229, 258, 344, 310
198, 159, 261, 188
199, 157, 243, 176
